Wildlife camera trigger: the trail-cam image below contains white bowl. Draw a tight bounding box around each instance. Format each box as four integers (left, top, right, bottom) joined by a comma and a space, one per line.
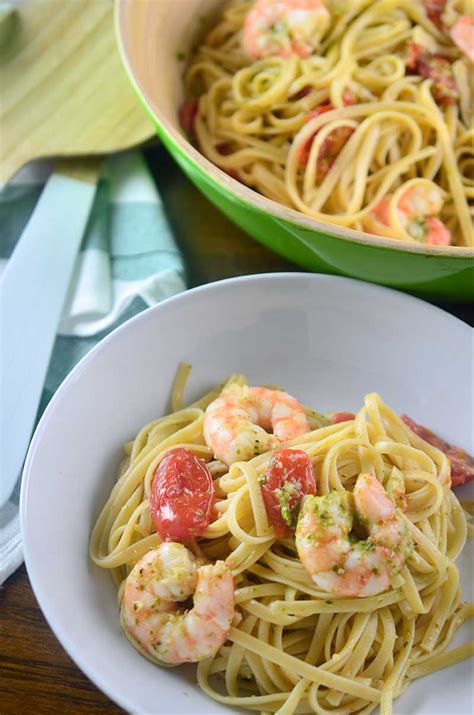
21, 274, 473, 714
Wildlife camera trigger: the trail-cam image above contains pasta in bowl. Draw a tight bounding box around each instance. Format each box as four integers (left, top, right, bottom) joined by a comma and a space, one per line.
20, 273, 473, 713
184, 0, 473, 248
90, 365, 474, 715
115, 0, 474, 299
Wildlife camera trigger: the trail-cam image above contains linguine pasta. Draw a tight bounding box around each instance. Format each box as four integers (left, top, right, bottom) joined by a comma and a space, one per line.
183, 0, 474, 248
90, 367, 473, 715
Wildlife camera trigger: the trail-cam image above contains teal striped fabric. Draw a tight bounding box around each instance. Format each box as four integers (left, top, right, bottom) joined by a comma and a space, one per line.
0, 151, 186, 583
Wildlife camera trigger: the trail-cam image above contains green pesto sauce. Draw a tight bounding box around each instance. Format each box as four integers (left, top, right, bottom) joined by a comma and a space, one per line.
276, 481, 299, 528
312, 492, 349, 526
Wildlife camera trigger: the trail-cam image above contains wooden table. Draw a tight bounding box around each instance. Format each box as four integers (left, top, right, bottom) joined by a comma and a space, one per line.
1, 145, 472, 714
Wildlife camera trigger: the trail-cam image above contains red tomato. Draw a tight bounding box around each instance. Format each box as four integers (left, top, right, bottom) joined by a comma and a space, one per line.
402, 416, 474, 487
150, 448, 215, 542
293, 85, 312, 99
407, 44, 459, 106
415, 53, 458, 105
216, 142, 233, 155
297, 103, 353, 176
332, 412, 356, 424
407, 41, 423, 71
260, 449, 316, 537
178, 99, 198, 135
342, 89, 357, 106
422, 0, 446, 28
316, 127, 353, 180
298, 103, 333, 167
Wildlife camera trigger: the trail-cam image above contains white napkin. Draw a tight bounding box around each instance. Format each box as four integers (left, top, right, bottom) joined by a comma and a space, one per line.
0, 151, 186, 583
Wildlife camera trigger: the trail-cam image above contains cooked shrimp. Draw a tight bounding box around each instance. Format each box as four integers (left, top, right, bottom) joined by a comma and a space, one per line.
242, 0, 330, 60
295, 473, 413, 597
364, 179, 452, 246
203, 384, 310, 466
120, 542, 234, 664
450, 15, 474, 62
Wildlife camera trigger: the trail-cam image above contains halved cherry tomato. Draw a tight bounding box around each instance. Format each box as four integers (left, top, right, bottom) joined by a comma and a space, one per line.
332, 412, 356, 424
402, 416, 474, 487
407, 41, 423, 71
293, 85, 312, 100
178, 99, 198, 136
260, 449, 316, 537
407, 44, 459, 106
150, 447, 215, 542
298, 96, 355, 175
298, 103, 333, 168
422, 0, 446, 29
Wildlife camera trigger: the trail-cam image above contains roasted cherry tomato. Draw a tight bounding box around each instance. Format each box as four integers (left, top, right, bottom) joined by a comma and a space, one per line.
150, 447, 215, 542
260, 449, 316, 537
178, 99, 198, 136
298, 98, 355, 174
422, 0, 446, 29
402, 415, 474, 487
293, 85, 312, 100
298, 103, 333, 168
332, 412, 356, 424
407, 45, 459, 106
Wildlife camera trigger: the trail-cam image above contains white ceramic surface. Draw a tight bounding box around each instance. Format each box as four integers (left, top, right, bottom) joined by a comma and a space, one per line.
21, 274, 473, 714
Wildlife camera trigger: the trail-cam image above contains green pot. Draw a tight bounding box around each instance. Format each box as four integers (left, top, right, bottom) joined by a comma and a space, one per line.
115, 0, 474, 300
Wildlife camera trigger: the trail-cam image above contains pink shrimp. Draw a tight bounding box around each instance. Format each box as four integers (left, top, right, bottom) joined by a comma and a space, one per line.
242, 0, 331, 60
364, 180, 452, 246
450, 15, 474, 62
121, 543, 234, 665
203, 384, 310, 466
296, 474, 413, 597
421, 0, 474, 61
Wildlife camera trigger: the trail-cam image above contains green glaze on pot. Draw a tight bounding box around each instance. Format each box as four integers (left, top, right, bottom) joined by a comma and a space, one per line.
115, 1, 474, 300
156, 120, 474, 299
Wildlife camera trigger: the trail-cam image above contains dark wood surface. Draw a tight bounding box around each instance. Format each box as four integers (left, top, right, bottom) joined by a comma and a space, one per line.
1, 144, 472, 715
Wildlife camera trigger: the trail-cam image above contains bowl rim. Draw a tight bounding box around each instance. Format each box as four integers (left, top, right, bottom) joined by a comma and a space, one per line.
115, 0, 473, 260
20, 272, 471, 712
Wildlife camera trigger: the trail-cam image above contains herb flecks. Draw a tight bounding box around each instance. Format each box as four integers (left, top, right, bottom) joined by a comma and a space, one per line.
276, 481, 300, 528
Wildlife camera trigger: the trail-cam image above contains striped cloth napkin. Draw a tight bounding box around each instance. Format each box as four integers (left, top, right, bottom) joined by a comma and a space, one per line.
0, 151, 186, 584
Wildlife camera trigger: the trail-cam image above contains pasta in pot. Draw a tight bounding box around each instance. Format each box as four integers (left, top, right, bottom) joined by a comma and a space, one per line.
90, 365, 473, 715
182, 0, 474, 248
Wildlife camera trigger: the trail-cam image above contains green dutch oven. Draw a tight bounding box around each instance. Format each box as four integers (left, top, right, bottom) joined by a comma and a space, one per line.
115, 0, 474, 299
